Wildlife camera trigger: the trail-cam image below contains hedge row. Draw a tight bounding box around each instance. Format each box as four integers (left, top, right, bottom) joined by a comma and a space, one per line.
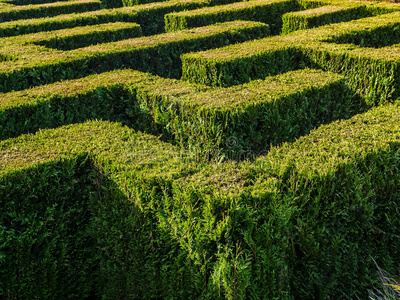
0, 0, 14, 10
8, 0, 71, 6
0, 120, 194, 299
181, 37, 301, 86
0, 0, 390, 38
0, 0, 244, 37
1, 100, 399, 299
103, 0, 165, 9
281, 0, 400, 35
0, 68, 357, 156
0, 9, 139, 37
161, 68, 355, 155
181, 11, 400, 105
164, 100, 400, 299
302, 11, 400, 104
0, 70, 164, 140
28, 22, 142, 50
0, 20, 269, 92
0, 0, 101, 22
327, 19, 400, 48
281, 5, 371, 34
105, 0, 244, 9
122, 0, 250, 35
164, 0, 300, 35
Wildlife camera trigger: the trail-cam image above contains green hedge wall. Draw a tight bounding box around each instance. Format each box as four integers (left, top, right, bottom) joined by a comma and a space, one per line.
102, 0, 162, 9
0, 20, 269, 93
0, 156, 100, 299
8, 0, 71, 5
156, 101, 400, 299
1, 101, 399, 299
0, 0, 273, 38
0, 9, 138, 37
281, 5, 372, 34
0, 0, 101, 22
0, 68, 358, 158
31, 22, 142, 50
0, 121, 196, 299
2, 0, 400, 299
130, 0, 251, 35
165, 0, 299, 35
181, 41, 302, 86
134, 68, 356, 156
181, 11, 400, 105
327, 21, 400, 48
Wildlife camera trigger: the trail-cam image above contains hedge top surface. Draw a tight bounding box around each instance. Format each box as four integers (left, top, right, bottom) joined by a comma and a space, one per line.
175, 68, 343, 110
181, 10, 400, 61
285, 4, 346, 16
0, 0, 221, 36
0, 68, 341, 113
3, 101, 399, 199
166, 0, 295, 18
177, 100, 400, 194
0, 69, 209, 110
0, 20, 267, 72
73, 20, 264, 52
253, 101, 400, 178
0, 0, 99, 12
0, 69, 139, 109
0, 0, 101, 22
0, 120, 195, 179
8, 22, 140, 45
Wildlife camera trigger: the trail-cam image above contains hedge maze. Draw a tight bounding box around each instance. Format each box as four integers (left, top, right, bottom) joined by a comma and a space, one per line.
1, 0, 400, 298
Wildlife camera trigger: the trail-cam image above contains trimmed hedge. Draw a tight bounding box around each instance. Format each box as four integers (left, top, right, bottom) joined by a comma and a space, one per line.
327, 19, 400, 48
281, 5, 372, 34
136, 68, 356, 156
0, 0, 14, 9
30, 22, 142, 50
0, 121, 195, 299
2, 0, 400, 299
8, 0, 71, 5
107, 0, 234, 9
0, 0, 101, 22
0, 156, 101, 299
1, 101, 399, 299
181, 36, 301, 86
127, 0, 250, 35
102, 0, 164, 9
165, 0, 299, 35
0, 0, 285, 38
0, 9, 140, 37
0, 70, 162, 140
164, 101, 400, 299
0, 53, 14, 62
0, 68, 358, 156
0, 0, 239, 37
0, 20, 269, 92
181, 11, 400, 105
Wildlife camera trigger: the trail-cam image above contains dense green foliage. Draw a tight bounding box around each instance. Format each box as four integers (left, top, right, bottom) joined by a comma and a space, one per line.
30, 22, 142, 50
0, 0, 101, 22
165, 0, 299, 35
1, 101, 399, 298
1, 0, 400, 298
0, 20, 268, 93
0, 122, 196, 298
0, 0, 253, 37
0, 68, 359, 157
281, 5, 370, 34
182, 11, 400, 105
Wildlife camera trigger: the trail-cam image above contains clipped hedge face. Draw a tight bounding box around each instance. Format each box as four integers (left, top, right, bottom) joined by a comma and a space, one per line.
1, 0, 400, 299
